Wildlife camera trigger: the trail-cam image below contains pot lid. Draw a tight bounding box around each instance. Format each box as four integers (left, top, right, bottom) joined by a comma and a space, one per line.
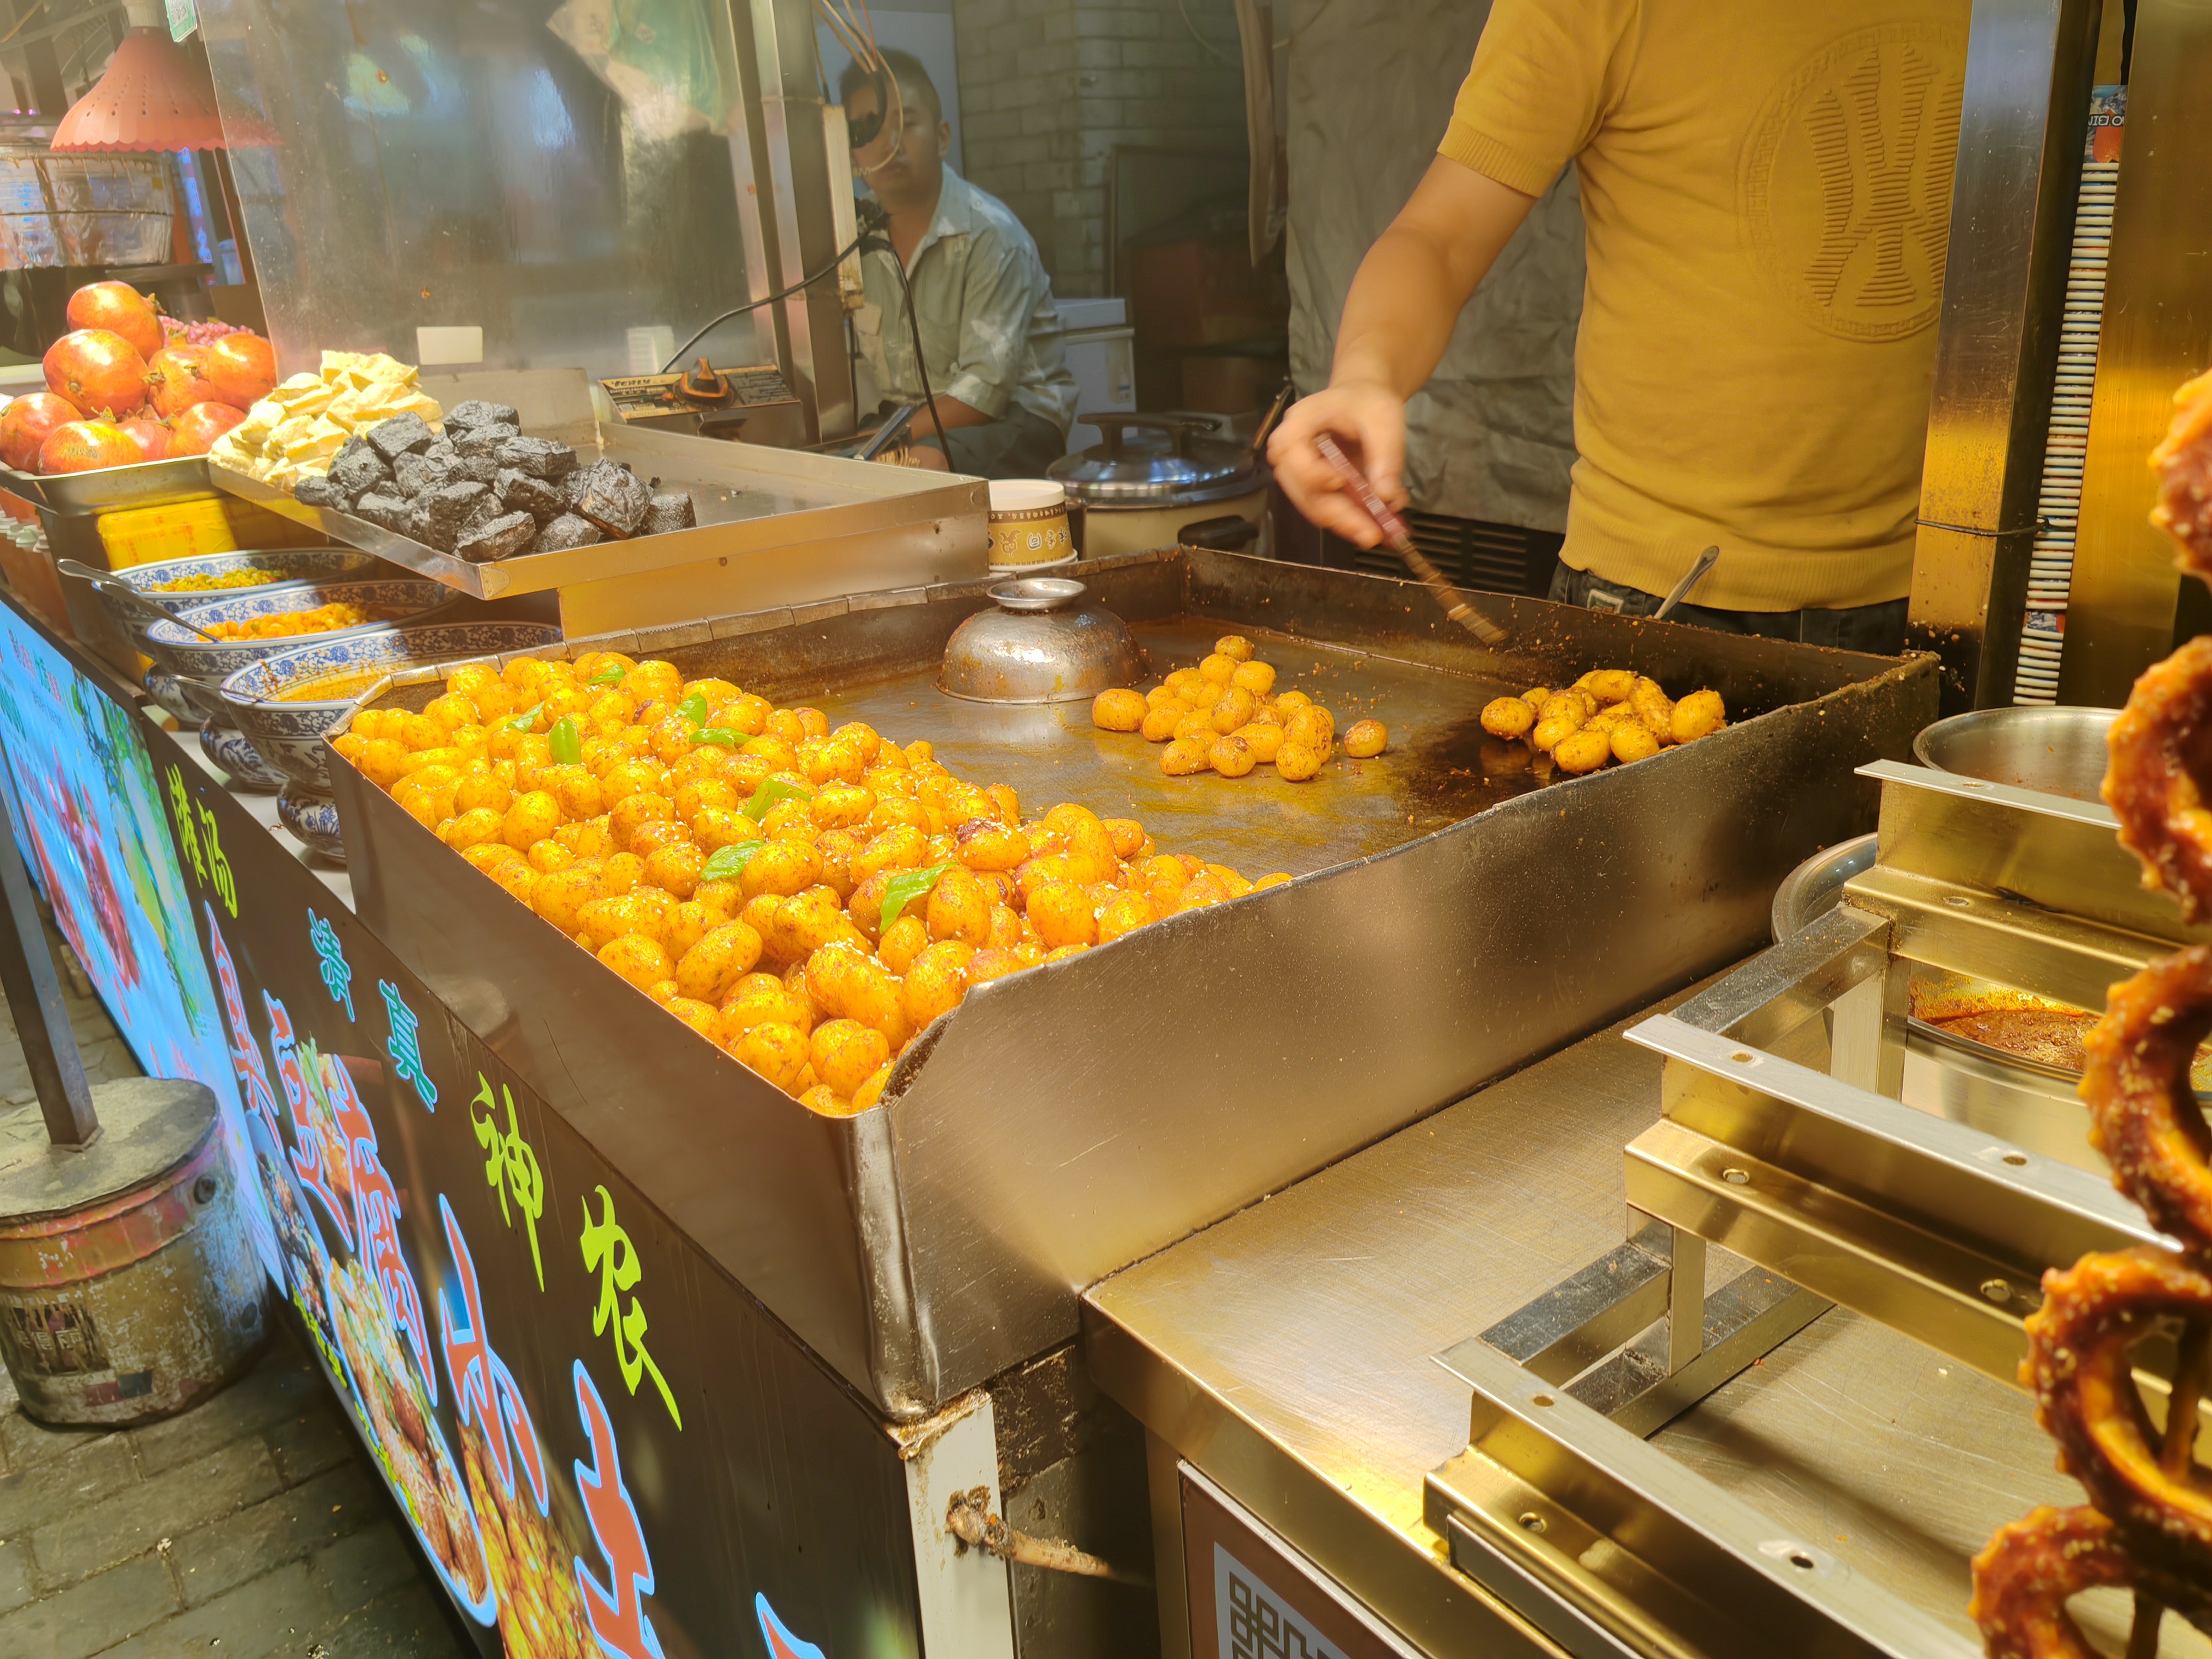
1050, 414, 1264, 503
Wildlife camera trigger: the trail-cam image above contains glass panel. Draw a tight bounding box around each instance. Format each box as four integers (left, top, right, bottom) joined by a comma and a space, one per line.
198, 1, 766, 379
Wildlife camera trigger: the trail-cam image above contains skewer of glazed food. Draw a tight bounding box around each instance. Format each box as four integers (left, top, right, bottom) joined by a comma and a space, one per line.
1970, 368, 2212, 1658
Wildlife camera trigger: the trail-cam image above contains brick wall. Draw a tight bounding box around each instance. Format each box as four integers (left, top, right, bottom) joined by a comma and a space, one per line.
951, 0, 1248, 296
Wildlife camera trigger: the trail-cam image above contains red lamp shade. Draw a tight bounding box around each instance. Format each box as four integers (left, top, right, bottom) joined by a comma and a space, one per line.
50, 27, 278, 153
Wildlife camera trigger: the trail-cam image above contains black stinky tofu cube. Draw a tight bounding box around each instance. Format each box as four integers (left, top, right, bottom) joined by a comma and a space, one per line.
497, 468, 566, 524
391, 451, 451, 498
574, 460, 652, 537
421, 481, 492, 551
352, 491, 408, 531
451, 422, 519, 457
292, 476, 346, 509
364, 410, 435, 462
642, 492, 697, 536
534, 512, 603, 551
326, 444, 391, 499
456, 511, 537, 563
492, 435, 580, 480
444, 399, 521, 432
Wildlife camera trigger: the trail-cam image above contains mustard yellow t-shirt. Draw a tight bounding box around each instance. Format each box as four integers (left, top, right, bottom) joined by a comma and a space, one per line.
1442, 0, 1968, 611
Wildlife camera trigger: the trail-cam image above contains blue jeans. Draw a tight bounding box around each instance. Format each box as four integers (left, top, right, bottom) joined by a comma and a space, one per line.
1547, 562, 1908, 654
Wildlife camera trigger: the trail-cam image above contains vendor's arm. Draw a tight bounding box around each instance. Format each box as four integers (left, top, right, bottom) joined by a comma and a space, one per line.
1269, 0, 1632, 545
1271, 163, 1536, 543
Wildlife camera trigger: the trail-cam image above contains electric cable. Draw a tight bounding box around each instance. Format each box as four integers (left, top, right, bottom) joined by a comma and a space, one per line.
657, 220, 874, 374
861, 222, 945, 464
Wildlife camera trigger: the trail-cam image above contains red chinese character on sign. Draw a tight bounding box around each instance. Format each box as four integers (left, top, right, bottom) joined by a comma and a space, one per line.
572, 1360, 665, 1659
327, 1058, 437, 1407
206, 912, 281, 1144
266, 992, 355, 1252
437, 1196, 547, 1515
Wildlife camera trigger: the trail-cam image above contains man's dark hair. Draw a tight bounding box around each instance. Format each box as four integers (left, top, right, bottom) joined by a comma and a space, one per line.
839, 48, 942, 125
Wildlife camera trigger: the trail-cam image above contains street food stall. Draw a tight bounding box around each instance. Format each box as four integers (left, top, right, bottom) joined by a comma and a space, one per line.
5, 1, 2212, 1657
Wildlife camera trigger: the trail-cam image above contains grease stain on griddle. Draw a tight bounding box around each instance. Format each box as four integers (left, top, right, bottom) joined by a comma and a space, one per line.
1398, 709, 1557, 822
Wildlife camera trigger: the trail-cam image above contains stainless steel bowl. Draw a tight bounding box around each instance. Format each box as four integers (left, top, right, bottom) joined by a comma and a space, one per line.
1912, 705, 2117, 803
938, 577, 1141, 704
1769, 832, 1877, 942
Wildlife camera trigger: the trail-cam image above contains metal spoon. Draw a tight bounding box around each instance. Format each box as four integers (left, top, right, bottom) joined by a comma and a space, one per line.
56, 559, 225, 643
1651, 545, 1721, 622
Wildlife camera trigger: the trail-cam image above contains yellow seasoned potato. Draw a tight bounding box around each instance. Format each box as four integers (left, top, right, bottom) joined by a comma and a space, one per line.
1553, 728, 1612, 774
955, 820, 1028, 872
642, 843, 703, 900
1160, 738, 1212, 776
926, 868, 994, 945
1283, 706, 1335, 751
1233, 722, 1284, 764
1199, 652, 1239, 686
902, 941, 974, 1028
463, 840, 523, 876
731, 1022, 809, 1094
1028, 882, 1097, 949
740, 841, 821, 900
1273, 690, 1312, 715
1171, 709, 1215, 744
851, 1062, 895, 1112
1214, 635, 1255, 662
442, 807, 506, 853
1482, 697, 1534, 740
1610, 722, 1660, 764
1097, 892, 1158, 943
1343, 720, 1387, 758
1576, 668, 1637, 704
454, 771, 513, 816
1091, 688, 1146, 732
1231, 659, 1276, 698
876, 912, 929, 976
1670, 689, 1725, 743
1530, 714, 1581, 753
490, 861, 538, 909
598, 935, 674, 994
1208, 687, 1256, 734
501, 790, 561, 850
811, 1019, 891, 1098
1208, 733, 1257, 778
1275, 741, 1323, 781
1102, 818, 1147, 859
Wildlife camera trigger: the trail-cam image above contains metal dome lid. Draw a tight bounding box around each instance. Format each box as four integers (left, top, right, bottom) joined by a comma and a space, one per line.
1049, 414, 1266, 505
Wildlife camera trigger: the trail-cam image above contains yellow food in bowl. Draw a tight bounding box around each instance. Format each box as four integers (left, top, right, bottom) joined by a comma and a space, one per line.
205, 602, 392, 642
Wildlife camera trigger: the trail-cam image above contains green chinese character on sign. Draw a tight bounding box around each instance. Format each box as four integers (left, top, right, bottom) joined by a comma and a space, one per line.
198, 803, 235, 917
166, 764, 204, 883
580, 1185, 681, 1430
470, 1074, 544, 1290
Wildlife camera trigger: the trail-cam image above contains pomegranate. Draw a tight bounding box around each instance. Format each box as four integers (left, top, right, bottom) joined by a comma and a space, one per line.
0, 392, 83, 472
116, 415, 171, 462
167, 400, 247, 457
144, 344, 212, 419
204, 333, 276, 411
44, 330, 148, 419
65, 281, 163, 361
38, 420, 143, 475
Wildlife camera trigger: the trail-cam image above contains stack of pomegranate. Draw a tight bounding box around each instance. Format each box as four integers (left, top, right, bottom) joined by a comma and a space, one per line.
0, 282, 276, 476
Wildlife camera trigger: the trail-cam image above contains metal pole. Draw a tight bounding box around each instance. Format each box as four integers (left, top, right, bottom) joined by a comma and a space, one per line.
1908, 0, 2101, 714
0, 771, 99, 1147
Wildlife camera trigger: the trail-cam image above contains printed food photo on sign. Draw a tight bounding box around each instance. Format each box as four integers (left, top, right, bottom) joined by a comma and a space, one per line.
438, 1195, 592, 1659
329, 1255, 496, 1623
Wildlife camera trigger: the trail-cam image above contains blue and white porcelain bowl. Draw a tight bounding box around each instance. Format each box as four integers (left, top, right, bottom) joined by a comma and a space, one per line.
198, 716, 288, 791
145, 579, 457, 701
95, 547, 397, 655
220, 620, 564, 792
142, 663, 193, 723
278, 784, 346, 861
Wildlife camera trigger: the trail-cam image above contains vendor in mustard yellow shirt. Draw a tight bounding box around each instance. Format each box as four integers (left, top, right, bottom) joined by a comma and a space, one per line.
1270, 1, 1969, 652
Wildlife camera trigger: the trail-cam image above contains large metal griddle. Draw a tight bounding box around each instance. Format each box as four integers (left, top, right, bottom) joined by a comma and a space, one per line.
327, 546, 1936, 1421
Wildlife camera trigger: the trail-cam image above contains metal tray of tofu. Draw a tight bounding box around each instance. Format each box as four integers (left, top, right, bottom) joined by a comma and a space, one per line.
327, 546, 1937, 1423
209, 367, 988, 637
0, 452, 218, 513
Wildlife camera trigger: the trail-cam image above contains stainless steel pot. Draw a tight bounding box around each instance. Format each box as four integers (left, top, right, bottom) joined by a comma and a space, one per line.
1912, 704, 2117, 803
937, 576, 1142, 704
1049, 414, 1269, 558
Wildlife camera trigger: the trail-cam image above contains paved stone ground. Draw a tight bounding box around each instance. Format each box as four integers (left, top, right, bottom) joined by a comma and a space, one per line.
0, 929, 474, 1658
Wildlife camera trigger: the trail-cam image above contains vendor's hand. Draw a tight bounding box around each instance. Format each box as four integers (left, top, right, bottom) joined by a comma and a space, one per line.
1267, 384, 1408, 548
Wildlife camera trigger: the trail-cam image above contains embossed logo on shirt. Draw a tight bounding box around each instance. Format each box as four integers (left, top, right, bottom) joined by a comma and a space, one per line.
1739, 21, 1966, 341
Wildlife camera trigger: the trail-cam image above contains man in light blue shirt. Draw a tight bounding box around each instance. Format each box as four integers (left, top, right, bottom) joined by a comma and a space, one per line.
843, 51, 1078, 479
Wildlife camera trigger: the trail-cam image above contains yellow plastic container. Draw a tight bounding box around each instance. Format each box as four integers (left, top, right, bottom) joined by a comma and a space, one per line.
96, 498, 236, 569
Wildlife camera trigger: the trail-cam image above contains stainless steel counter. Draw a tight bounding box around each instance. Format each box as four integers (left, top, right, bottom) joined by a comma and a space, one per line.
1083, 979, 2207, 1658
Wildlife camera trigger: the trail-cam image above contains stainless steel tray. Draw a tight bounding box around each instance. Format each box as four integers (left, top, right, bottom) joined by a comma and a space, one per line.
1, 452, 217, 513
209, 368, 989, 636
331, 546, 1938, 1420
